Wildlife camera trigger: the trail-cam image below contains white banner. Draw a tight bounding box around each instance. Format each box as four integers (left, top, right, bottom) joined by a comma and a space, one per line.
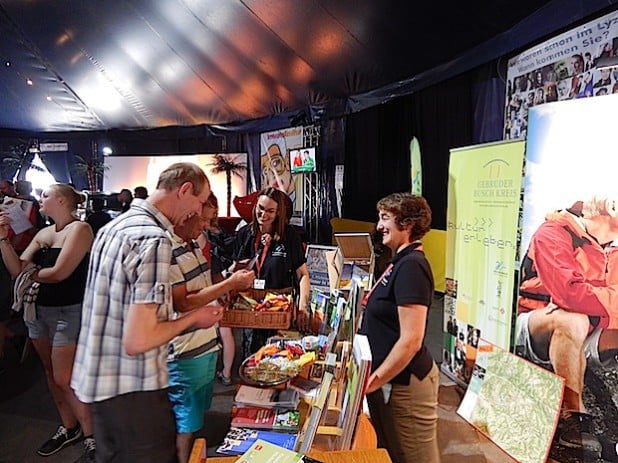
504, 10, 618, 140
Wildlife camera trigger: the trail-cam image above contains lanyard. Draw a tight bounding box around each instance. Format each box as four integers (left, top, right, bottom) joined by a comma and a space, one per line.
362, 263, 393, 307
362, 242, 423, 306
253, 233, 271, 276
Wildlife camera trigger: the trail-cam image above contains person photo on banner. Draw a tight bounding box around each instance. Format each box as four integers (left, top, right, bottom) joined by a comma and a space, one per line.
568, 54, 585, 77
260, 143, 298, 208
516, 195, 618, 461
292, 151, 302, 168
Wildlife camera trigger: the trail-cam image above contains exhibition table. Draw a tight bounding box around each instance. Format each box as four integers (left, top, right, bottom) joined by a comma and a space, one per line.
207, 448, 392, 463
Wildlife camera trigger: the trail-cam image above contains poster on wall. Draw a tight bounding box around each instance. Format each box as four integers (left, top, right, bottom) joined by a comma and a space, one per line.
457, 339, 564, 463
103, 153, 247, 217
442, 140, 524, 385
259, 127, 305, 212
516, 95, 618, 462
504, 9, 618, 140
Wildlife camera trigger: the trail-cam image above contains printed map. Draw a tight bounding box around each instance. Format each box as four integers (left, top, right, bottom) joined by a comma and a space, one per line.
457, 340, 564, 463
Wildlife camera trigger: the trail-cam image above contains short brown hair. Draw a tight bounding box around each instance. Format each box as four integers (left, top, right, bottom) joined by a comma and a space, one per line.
377, 193, 431, 240
156, 162, 209, 194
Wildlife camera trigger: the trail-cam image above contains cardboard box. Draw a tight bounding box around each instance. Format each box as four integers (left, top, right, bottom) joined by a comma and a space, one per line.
327, 233, 375, 292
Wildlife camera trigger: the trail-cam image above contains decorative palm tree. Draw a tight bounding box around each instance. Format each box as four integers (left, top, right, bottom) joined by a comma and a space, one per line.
208, 154, 247, 216
1, 139, 44, 180
71, 155, 109, 191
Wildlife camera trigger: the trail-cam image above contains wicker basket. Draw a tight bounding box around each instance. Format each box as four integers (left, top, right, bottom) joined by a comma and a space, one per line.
220, 288, 294, 329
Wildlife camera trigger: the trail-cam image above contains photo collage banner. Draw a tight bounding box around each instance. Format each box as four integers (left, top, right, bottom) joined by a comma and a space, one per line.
504, 9, 618, 140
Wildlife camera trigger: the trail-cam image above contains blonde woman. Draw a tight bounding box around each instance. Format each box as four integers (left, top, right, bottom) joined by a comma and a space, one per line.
0, 184, 95, 462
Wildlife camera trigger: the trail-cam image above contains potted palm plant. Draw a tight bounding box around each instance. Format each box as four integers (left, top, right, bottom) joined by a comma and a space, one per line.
71, 155, 109, 192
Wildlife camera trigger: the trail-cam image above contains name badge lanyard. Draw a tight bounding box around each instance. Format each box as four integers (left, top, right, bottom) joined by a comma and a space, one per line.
362, 263, 394, 307
253, 234, 270, 278
361, 242, 424, 307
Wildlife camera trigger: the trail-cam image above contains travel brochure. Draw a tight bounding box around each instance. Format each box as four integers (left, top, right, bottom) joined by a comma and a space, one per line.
235, 439, 324, 463
234, 385, 300, 410
216, 428, 298, 456
231, 406, 300, 432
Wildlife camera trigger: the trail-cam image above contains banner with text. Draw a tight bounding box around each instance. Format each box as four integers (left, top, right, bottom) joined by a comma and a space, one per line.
442, 140, 524, 385
504, 9, 618, 140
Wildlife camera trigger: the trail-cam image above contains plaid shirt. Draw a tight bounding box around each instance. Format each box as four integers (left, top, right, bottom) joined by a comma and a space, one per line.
72, 199, 175, 403
167, 235, 220, 361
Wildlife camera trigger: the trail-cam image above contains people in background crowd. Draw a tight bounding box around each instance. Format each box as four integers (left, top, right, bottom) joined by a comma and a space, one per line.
232, 187, 310, 358
516, 196, 618, 461
197, 194, 237, 386
359, 193, 440, 463
167, 193, 254, 462
85, 198, 112, 235
16, 179, 44, 230
0, 179, 16, 198
117, 188, 133, 213
72, 163, 224, 462
0, 179, 17, 358
134, 185, 149, 199
0, 183, 95, 462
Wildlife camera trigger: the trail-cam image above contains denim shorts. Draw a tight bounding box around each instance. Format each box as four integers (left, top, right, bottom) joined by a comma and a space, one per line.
25, 303, 82, 347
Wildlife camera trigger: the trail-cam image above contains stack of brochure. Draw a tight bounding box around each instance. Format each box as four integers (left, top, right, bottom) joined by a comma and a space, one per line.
234, 385, 300, 410
231, 406, 300, 432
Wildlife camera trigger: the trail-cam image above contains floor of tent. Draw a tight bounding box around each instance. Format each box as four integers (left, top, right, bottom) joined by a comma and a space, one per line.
0, 295, 513, 463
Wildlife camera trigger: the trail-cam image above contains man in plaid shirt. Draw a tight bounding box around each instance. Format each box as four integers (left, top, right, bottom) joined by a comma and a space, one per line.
72, 163, 222, 462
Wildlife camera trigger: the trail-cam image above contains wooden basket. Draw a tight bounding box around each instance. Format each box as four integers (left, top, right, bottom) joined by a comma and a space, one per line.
220, 288, 294, 329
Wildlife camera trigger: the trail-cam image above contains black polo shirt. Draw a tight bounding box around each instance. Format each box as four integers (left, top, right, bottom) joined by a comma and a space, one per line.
359, 242, 434, 385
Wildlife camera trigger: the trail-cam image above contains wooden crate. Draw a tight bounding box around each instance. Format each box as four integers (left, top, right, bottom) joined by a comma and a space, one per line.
220, 288, 294, 329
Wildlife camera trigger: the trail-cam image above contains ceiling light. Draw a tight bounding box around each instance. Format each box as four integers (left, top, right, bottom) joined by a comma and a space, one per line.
26, 78, 33, 86
102, 146, 113, 155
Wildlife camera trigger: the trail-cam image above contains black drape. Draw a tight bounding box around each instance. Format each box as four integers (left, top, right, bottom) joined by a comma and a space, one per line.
344, 72, 476, 230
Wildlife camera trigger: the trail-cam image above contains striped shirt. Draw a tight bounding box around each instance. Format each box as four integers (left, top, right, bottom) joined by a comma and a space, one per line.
72, 199, 175, 403
167, 234, 220, 361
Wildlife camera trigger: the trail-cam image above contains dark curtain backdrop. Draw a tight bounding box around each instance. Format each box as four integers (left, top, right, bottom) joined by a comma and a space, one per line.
40, 152, 71, 184
344, 71, 478, 230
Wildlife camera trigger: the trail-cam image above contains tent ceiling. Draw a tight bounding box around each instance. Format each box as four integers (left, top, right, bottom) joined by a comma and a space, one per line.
0, 0, 598, 132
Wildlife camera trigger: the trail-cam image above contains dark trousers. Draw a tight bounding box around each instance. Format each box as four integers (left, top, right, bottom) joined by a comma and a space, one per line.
92, 389, 177, 463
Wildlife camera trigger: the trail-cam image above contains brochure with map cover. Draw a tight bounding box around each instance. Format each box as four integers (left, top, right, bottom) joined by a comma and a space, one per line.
457, 339, 564, 463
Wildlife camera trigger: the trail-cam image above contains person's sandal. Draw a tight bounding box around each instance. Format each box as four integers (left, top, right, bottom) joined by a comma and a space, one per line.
216, 371, 232, 386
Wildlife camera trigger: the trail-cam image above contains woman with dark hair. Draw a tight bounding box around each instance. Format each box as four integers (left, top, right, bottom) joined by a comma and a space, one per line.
359, 192, 439, 463
232, 187, 310, 357
0, 183, 95, 462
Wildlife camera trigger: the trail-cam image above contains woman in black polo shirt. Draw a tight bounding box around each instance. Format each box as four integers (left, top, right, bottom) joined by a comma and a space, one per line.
359, 193, 440, 463
232, 187, 311, 358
